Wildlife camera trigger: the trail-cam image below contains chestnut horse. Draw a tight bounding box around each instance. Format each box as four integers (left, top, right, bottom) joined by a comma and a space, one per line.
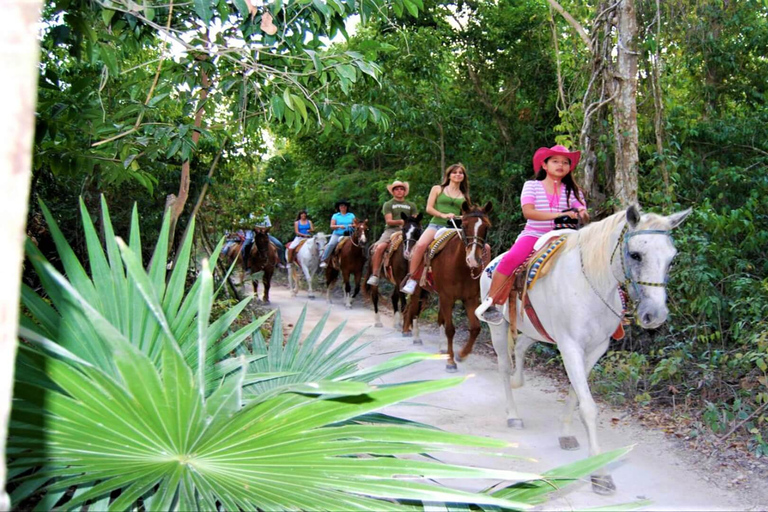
325, 219, 369, 309
223, 227, 279, 303
367, 213, 427, 336
409, 202, 492, 370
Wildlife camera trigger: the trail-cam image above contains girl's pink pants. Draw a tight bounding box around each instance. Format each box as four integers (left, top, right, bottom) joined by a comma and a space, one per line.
495, 235, 538, 276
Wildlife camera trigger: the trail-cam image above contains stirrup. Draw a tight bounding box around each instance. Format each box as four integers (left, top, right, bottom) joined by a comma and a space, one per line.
475, 297, 504, 325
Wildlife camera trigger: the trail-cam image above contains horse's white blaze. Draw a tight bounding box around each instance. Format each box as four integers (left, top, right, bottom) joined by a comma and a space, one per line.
403, 225, 416, 260
479, 207, 690, 492
465, 219, 482, 268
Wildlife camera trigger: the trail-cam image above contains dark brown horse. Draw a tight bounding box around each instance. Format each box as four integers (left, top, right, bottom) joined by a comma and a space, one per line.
366, 213, 428, 338
325, 219, 369, 309
223, 227, 279, 303
414, 202, 492, 371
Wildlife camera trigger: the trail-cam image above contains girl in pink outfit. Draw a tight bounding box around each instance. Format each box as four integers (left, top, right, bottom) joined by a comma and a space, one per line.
476, 145, 590, 322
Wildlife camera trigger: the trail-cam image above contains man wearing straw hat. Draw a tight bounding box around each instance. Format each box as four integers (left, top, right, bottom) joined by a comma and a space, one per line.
366, 180, 418, 286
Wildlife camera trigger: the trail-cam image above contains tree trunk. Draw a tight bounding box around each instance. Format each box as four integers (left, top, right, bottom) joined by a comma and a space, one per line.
1, 0, 44, 507
612, 0, 640, 207
651, 0, 670, 201
167, 54, 210, 247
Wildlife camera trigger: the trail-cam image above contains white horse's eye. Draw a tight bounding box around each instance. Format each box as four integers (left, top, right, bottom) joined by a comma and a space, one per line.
629, 252, 642, 262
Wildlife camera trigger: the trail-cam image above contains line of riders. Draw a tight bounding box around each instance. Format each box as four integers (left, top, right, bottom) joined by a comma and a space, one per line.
230, 144, 590, 322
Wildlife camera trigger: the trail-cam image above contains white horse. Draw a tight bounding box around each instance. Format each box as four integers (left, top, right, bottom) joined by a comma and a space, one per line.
479, 205, 691, 495
287, 233, 327, 299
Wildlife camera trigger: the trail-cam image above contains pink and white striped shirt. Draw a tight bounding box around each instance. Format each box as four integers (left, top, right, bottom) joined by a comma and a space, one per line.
518, 180, 586, 239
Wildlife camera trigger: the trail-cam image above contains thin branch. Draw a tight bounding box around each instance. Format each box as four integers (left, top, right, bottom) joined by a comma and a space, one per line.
545, 0, 591, 49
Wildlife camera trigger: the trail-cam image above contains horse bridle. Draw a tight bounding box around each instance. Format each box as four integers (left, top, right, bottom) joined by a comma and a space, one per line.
401, 224, 421, 259
450, 212, 489, 280
349, 224, 367, 247
581, 222, 673, 322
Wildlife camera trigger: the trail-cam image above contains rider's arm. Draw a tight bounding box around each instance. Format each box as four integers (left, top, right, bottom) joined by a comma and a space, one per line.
308, 221, 314, 234
329, 214, 339, 230
294, 221, 301, 236
522, 204, 576, 221
425, 186, 446, 219
384, 213, 403, 227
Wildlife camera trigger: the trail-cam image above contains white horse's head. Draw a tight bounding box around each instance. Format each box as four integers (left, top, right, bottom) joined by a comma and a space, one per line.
615, 205, 692, 328
314, 232, 328, 254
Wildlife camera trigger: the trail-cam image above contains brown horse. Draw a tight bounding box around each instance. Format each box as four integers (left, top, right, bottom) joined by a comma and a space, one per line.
325, 219, 369, 309
414, 202, 493, 371
223, 227, 279, 303
366, 213, 428, 338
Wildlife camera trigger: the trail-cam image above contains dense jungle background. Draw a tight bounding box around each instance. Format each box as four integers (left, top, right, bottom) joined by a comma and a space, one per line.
30, 0, 768, 458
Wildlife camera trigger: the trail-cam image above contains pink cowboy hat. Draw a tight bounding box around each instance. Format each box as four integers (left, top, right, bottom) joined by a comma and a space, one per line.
532, 145, 581, 173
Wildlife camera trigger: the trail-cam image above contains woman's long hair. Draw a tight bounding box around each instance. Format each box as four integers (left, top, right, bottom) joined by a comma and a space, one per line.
295, 210, 310, 221
439, 163, 471, 205
535, 160, 584, 208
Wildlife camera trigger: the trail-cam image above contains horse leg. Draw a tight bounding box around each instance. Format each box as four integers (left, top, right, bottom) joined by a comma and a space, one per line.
559, 339, 616, 495
372, 285, 383, 327
262, 269, 272, 303
325, 267, 337, 304
302, 262, 315, 299
457, 296, 481, 361
392, 291, 403, 329
511, 334, 537, 389
343, 270, 352, 309
402, 291, 416, 338
488, 319, 524, 429
439, 295, 457, 371
288, 264, 297, 297
559, 338, 611, 451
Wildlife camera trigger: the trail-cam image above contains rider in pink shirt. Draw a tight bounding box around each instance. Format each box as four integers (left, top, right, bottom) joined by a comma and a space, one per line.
476, 144, 590, 323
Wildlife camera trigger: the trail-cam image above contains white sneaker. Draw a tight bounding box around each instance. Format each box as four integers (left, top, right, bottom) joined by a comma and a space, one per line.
400, 279, 417, 295
366, 275, 379, 286
319, 261, 327, 268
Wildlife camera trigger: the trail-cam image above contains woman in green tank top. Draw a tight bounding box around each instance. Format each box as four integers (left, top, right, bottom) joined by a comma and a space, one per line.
401, 163, 472, 295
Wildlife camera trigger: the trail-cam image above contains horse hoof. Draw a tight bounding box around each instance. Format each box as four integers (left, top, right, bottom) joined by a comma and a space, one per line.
308, 294, 315, 299
446, 363, 458, 372
507, 418, 524, 429
374, 322, 383, 328
455, 354, 462, 362
412, 339, 423, 346
591, 475, 616, 495
558, 436, 580, 450
346, 305, 352, 310
402, 332, 412, 338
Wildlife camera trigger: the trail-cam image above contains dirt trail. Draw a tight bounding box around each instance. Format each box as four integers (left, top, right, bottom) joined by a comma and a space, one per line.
266, 283, 763, 511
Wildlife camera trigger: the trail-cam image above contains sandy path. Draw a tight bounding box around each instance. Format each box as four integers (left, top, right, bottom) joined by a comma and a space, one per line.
265, 283, 760, 511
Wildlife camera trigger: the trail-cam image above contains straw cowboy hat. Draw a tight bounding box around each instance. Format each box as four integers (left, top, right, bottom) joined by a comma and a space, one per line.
334, 199, 351, 211
532, 145, 581, 172
386, 180, 410, 197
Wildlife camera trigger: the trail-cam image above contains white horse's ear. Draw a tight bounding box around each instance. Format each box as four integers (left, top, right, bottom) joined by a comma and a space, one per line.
626, 204, 641, 228
667, 208, 692, 229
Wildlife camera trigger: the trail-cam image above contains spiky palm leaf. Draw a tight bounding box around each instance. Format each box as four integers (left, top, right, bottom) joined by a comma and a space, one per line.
10, 198, 632, 510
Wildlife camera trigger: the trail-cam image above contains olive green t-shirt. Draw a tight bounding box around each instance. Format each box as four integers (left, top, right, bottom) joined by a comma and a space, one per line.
428, 191, 465, 226
382, 198, 418, 228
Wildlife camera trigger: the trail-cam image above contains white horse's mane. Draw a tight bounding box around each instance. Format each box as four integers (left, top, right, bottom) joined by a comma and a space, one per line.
563, 209, 673, 290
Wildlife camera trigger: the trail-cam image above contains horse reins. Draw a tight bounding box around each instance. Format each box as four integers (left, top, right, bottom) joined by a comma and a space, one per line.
450, 213, 488, 280
349, 225, 367, 248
